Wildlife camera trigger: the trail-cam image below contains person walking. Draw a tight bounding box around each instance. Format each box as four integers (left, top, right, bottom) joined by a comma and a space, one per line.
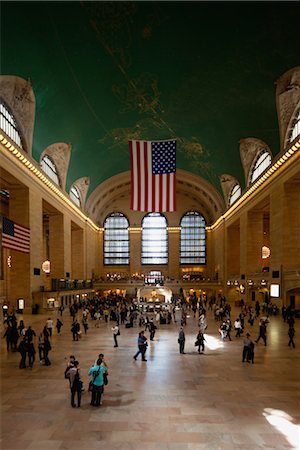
234, 318, 242, 337
27, 340, 36, 369
111, 324, 119, 347
288, 326, 296, 348
68, 360, 82, 407
56, 318, 63, 335
133, 331, 148, 361
88, 358, 107, 406
255, 319, 267, 346
178, 327, 185, 354
46, 318, 54, 337
43, 335, 52, 366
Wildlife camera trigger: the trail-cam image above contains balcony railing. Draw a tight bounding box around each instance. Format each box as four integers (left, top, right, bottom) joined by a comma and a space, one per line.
49, 279, 93, 291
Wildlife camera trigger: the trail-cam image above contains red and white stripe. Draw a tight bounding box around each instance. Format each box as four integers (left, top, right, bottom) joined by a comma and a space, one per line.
2, 223, 30, 253
129, 140, 176, 212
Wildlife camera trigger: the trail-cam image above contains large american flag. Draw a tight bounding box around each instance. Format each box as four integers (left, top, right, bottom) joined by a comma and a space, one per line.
2, 217, 30, 253
129, 139, 176, 212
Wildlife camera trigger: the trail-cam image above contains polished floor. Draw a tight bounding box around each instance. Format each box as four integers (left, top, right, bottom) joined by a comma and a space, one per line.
0, 306, 299, 450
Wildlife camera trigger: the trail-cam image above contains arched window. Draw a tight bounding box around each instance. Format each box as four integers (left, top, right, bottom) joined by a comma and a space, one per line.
288, 109, 300, 143
228, 184, 241, 206
0, 101, 23, 149
70, 185, 81, 207
40, 155, 60, 186
142, 213, 168, 264
104, 213, 129, 265
250, 151, 271, 184
180, 211, 206, 264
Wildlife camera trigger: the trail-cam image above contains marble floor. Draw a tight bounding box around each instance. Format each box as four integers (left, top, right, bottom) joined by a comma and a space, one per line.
0, 306, 299, 450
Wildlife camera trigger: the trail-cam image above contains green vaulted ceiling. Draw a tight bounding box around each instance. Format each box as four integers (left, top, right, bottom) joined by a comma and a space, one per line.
1, 1, 300, 197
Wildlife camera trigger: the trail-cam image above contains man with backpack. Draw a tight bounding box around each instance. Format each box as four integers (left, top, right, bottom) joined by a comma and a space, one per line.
66, 360, 83, 407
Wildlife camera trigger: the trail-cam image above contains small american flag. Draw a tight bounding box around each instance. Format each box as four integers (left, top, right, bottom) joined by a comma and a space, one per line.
2, 217, 30, 253
129, 139, 176, 212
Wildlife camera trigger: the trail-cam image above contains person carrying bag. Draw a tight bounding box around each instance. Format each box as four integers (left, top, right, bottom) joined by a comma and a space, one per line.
88, 358, 107, 407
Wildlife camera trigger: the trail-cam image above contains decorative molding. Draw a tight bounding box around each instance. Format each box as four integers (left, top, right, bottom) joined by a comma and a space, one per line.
40, 142, 71, 190
72, 177, 90, 208
276, 66, 300, 150
0, 75, 35, 154
239, 138, 272, 187
219, 174, 240, 206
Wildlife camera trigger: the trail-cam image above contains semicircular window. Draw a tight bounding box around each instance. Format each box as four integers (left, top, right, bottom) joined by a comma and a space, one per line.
104, 213, 129, 265
142, 213, 168, 264
288, 109, 300, 144
250, 151, 271, 184
228, 184, 242, 206
69, 185, 81, 207
180, 211, 206, 264
40, 155, 60, 186
0, 102, 23, 149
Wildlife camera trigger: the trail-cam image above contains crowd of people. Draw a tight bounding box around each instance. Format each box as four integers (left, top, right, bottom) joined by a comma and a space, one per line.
2, 292, 297, 408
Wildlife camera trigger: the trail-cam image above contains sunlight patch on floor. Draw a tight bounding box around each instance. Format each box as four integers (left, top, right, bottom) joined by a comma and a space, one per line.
263, 408, 300, 449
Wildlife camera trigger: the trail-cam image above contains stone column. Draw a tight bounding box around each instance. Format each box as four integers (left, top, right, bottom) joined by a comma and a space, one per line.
168, 229, 180, 279
7, 185, 31, 312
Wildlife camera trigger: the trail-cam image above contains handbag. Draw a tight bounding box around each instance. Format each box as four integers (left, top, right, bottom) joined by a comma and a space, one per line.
88, 380, 93, 392
117, 329, 120, 336
103, 372, 108, 386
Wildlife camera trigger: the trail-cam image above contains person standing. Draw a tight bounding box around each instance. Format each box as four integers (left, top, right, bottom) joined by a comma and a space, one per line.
288, 326, 296, 348
133, 331, 148, 361
38, 333, 44, 363
82, 316, 89, 335
88, 358, 107, 406
196, 331, 206, 354
178, 327, 185, 354
149, 319, 156, 341
111, 324, 119, 347
242, 333, 253, 362
17, 336, 29, 369
46, 318, 54, 337
71, 320, 80, 341
25, 326, 36, 342
68, 360, 82, 407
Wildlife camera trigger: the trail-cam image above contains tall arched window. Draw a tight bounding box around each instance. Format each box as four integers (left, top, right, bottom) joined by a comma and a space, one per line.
288, 109, 300, 143
142, 213, 168, 264
70, 185, 81, 207
180, 211, 206, 264
40, 155, 60, 186
250, 151, 271, 184
0, 101, 23, 149
104, 213, 129, 265
228, 184, 241, 206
